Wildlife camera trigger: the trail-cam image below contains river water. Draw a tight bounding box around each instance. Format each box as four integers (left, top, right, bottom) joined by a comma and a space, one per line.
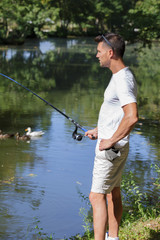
0, 38, 159, 239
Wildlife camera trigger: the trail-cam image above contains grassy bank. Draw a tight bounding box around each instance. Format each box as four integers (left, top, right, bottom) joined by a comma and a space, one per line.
34, 215, 160, 240
78, 216, 160, 240
118, 216, 160, 240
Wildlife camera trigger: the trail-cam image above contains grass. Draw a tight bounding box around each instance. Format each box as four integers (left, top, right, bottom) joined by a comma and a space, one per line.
76, 214, 160, 240
119, 216, 160, 240
66, 216, 160, 240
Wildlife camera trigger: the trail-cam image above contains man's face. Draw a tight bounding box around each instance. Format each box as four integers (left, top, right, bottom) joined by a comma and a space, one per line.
96, 42, 111, 68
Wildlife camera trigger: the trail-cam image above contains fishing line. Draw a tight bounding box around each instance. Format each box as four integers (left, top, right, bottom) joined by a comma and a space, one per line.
0, 73, 87, 141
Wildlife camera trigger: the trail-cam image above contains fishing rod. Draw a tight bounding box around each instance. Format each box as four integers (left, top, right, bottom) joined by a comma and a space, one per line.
0, 73, 88, 141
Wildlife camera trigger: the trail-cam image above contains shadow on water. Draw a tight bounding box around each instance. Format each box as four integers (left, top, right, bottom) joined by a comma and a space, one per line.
0, 38, 159, 239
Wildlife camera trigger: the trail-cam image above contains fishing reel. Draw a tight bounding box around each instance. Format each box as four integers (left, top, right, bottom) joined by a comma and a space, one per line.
72, 126, 83, 141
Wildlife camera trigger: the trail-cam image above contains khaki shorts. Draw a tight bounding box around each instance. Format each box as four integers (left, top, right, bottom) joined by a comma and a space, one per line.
91, 142, 129, 194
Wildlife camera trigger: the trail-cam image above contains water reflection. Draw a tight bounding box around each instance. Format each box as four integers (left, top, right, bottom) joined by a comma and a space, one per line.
0, 38, 159, 239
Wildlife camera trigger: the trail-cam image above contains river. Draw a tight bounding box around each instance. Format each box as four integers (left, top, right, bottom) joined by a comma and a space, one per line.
0, 38, 159, 239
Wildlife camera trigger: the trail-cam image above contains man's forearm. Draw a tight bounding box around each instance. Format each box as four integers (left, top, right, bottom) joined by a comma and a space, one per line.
110, 114, 138, 146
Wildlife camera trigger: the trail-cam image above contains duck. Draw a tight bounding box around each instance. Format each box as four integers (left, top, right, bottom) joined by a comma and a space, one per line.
0, 130, 14, 139
25, 127, 45, 137
15, 132, 31, 141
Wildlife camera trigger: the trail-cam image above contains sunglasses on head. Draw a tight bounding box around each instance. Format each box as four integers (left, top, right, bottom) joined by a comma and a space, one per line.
101, 35, 113, 50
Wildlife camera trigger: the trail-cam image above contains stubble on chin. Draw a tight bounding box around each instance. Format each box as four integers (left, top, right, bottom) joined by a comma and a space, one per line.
100, 60, 110, 68
100, 62, 106, 68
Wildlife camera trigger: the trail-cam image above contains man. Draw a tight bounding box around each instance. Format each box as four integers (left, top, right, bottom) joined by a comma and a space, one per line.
85, 33, 138, 240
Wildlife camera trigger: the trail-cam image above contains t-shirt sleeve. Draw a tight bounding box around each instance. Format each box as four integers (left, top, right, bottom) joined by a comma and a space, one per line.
116, 72, 137, 107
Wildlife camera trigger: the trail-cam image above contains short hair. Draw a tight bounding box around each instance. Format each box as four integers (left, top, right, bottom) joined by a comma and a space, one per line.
95, 33, 125, 58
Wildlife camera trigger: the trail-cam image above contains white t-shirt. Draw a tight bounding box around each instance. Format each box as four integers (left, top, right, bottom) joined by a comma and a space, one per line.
97, 67, 137, 148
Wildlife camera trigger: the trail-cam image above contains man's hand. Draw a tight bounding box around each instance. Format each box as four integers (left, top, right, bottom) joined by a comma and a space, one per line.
99, 139, 113, 151
85, 127, 98, 140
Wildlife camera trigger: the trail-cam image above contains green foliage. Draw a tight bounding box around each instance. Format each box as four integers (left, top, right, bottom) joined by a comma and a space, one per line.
0, 0, 58, 43
131, 44, 160, 120
34, 223, 54, 239
120, 167, 160, 240
121, 170, 160, 223
0, 0, 159, 45
126, 0, 160, 46
34, 218, 54, 239
25, 217, 55, 240
151, 164, 160, 192
119, 217, 160, 240
79, 207, 93, 239
121, 171, 147, 221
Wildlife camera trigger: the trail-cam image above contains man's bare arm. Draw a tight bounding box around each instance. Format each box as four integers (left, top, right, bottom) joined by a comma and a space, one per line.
99, 102, 138, 150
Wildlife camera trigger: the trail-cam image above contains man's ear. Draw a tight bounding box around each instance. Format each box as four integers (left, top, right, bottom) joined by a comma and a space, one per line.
109, 49, 114, 58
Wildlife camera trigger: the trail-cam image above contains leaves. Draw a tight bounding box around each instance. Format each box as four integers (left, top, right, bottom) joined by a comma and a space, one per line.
0, 0, 160, 45
126, 0, 160, 45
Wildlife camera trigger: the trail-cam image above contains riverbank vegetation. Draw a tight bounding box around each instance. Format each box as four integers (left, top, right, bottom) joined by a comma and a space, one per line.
0, 0, 160, 46
32, 166, 160, 239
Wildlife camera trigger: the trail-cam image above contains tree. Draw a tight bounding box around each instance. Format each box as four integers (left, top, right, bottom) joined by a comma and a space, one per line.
123, 0, 160, 46
0, 0, 58, 43
0, 0, 159, 45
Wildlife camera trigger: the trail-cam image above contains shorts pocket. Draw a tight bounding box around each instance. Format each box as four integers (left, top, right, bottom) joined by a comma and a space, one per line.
105, 148, 121, 161
96, 149, 106, 159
